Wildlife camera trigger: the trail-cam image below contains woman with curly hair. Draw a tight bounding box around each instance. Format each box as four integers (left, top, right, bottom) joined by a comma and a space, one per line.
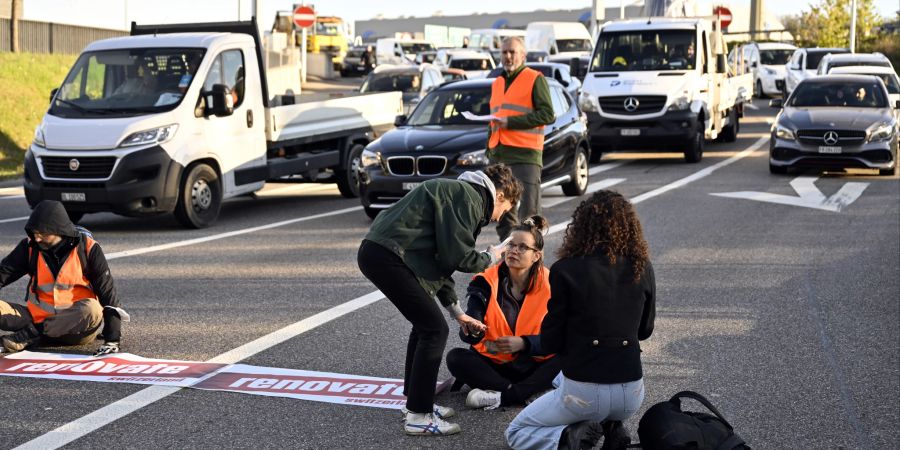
506, 191, 656, 450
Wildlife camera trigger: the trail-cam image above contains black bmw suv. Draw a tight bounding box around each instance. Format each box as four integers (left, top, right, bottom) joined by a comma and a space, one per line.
358, 78, 591, 219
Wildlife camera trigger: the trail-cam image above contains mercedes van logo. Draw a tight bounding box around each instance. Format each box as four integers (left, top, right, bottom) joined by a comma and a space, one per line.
69, 159, 80, 171
623, 97, 639, 112
823, 131, 839, 146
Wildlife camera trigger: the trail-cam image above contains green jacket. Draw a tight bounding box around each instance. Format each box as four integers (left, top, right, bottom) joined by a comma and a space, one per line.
486, 65, 555, 167
364, 177, 494, 313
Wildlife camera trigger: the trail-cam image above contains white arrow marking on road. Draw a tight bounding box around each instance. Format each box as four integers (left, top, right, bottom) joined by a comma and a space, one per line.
542, 178, 626, 208
710, 176, 869, 212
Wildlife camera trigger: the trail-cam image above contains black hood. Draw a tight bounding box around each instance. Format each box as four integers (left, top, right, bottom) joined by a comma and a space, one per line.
25, 200, 77, 238
375, 125, 487, 154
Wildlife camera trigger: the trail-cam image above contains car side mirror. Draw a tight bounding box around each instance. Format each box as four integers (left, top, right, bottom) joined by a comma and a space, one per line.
50, 88, 59, 103
790, 63, 800, 70
394, 114, 408, 126
769, 98, 783, 108
204, 84, 234, 117
750, 62, 758, 68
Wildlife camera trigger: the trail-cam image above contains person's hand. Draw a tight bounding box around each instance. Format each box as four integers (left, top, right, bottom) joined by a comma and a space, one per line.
494, 336, 525, 353
456, 314, 487, 336
486, 243, 504, 265
493, 117, 509, 128
93, 341, 120, 357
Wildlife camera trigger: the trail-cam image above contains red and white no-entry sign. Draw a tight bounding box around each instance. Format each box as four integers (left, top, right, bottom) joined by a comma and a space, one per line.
713, 6, 733, 29
293, 5, 316, 28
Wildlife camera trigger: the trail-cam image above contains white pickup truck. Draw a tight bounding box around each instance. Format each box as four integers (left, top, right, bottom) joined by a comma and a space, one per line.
578, 18, 753, 163
26, 19, 402, 228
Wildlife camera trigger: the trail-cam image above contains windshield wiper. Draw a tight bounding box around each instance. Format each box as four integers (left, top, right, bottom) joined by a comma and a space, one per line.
53, 98, 91, 114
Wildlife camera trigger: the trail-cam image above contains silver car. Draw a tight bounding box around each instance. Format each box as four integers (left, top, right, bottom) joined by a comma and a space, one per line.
769, 75, 899, 176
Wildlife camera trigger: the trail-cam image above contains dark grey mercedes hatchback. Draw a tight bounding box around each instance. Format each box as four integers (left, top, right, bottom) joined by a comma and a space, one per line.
769, 74, 898, 176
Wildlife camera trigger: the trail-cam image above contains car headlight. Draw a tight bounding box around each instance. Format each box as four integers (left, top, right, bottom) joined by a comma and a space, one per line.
360, 149, 382, 168
578, 92, 598, 113
457, 149, 489, 166
119, 124, 178, 148
774, 125, 795, 140
667, 94, 691, 111
33, 127, 46, 149
868, 123, 894, 142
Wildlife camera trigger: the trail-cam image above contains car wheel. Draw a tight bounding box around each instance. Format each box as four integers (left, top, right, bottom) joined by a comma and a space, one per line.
562, 147, 589, 196
364, 205, 382, 220
684, 126, 703, 163
721, 108, 738, 143
769, 163, 788, 175
174, 163, 222, 229
755, 80, 767, 99
337, 143, 365, 198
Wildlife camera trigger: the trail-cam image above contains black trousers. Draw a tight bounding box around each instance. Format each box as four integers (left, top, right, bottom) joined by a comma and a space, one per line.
496, 163, 542, 241
357, 240, 449, 414
446, 347, 563, 406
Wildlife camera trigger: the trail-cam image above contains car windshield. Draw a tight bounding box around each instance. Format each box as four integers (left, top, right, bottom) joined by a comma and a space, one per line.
418, 53, 437, 63
401, 42, 435, 54
591, 30, 695, 71
830, 59, 891, 69
407, 87, 491, 126
360, 73, 421, 93
760, 49, 793, 65
529, 66, 554, 77
49, 48, 205, 118
807, 50, 847, 69
790, 81, 887, 107
557, 39, 592, 53
315, 22, 341, 36
346, 49, 365, 58
450, 59, 491, 71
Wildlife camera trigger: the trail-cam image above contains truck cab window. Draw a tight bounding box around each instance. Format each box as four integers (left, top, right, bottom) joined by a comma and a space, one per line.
203, 50, 245, 108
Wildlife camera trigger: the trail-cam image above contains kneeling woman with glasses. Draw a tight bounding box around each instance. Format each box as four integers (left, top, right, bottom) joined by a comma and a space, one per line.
446, 215, 563, 410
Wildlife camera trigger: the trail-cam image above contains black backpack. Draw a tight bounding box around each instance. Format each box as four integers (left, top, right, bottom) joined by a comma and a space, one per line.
637, 391, 750, 450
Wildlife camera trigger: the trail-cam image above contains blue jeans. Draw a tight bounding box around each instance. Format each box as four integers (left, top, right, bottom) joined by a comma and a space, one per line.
506, 374, 645, 450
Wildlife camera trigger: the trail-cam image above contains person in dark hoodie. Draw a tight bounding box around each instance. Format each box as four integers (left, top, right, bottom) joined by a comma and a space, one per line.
358, 164, 521, 436
0, 200, 125, 356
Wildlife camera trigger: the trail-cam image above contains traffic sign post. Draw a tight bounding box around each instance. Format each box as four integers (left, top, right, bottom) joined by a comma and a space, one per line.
294, 5, 315, 83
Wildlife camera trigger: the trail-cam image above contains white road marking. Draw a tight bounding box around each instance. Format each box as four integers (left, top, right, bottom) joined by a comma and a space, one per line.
0, 195, 24, 201
0, 216, 29, 224
16, 137, 767, 449
710, 176, 869, 212
590, 160, 628, 175
0, 187, 24, 195
542, 178, 626, 208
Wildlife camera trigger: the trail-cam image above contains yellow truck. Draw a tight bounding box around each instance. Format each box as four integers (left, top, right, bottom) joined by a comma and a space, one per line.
305, 16, 349, 70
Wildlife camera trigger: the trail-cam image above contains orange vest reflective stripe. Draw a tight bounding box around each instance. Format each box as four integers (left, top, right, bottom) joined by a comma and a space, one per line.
472, 264, 554, 364
26, 238, 97, 324
489, 67, 545, 151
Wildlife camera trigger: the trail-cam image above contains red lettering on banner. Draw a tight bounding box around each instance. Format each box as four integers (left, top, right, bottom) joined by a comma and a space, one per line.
197, 373, 406, 400
299, 381, 330, 392
375, 383, 398, 395
72, 361, 105, 372
0, 356, 223, 378
229, 377, 256, 388
348, 384, 378, 395
157, 365, 188, 374
23, 363, 56, 372
273, 379, 306, 390
326, 382, 355, 393
117, 365, 150, 374
248, 378, 278, 389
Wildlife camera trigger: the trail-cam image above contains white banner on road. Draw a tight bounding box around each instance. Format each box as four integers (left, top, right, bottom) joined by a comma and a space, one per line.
1, 352, 411, 409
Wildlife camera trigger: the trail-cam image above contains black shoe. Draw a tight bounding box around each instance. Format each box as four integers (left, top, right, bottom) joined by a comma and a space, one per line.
2, 323, 41, 353
561, 420, 604, 450
600, 421, 631, 450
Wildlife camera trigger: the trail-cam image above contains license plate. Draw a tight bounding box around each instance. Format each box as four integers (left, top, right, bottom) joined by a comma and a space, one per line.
402, 182, 422, 191
61, 192, 86, 202
620, 129, 641, 136
818, 146, 842, 154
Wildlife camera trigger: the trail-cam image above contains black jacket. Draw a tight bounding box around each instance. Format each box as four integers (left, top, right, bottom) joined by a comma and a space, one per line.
0, 201, 121, 341
541, 254, 655, 384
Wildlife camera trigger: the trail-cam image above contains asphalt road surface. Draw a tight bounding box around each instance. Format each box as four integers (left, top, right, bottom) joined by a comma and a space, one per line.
0, 101, 897, 450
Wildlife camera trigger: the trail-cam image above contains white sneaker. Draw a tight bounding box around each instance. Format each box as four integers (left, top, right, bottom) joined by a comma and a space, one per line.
400, 404, 455, 420
404, 412, 461, 436
466, 388, 502, 410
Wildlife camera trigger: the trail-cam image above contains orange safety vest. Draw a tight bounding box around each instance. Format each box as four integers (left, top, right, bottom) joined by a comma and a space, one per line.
489, 67, 545, 151
26, 237, 97, 324
472, 264, 554, 364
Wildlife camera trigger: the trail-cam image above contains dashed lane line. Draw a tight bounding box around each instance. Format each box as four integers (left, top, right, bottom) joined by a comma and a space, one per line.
14, 139, 766, 449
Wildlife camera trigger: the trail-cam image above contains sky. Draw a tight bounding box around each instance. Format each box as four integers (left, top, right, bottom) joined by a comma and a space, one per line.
22, 0, 900, 31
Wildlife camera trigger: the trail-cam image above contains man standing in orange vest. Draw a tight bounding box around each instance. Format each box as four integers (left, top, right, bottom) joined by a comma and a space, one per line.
488, 37, 555, 240
0, 201, 125, 356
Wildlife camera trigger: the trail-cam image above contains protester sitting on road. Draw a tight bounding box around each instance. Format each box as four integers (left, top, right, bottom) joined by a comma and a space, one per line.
357, 164, 521, 436
506, 191, 656, 450
446, 215, 562, 410
0, 201, 125, 356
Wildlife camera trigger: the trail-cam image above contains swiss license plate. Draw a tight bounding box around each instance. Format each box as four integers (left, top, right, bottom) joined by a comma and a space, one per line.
620, 129, 641, 136
402, 182, 422, 191
818, 146, 842, 154
61, 192, 86, 202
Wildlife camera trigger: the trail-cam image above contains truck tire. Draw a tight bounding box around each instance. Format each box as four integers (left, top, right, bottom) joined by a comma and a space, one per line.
364, 205, 381, 220
684, 127, 704, 163
769, 163, 788, 175
562, 146, 589, 196
721, 108, 738, 143
337, 143, 365, 198
755, 80, 767, 99
174, 163, 222, 229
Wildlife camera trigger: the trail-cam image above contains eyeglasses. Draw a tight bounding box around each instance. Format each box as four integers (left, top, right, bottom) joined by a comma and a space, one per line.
506, 242, 539, 253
